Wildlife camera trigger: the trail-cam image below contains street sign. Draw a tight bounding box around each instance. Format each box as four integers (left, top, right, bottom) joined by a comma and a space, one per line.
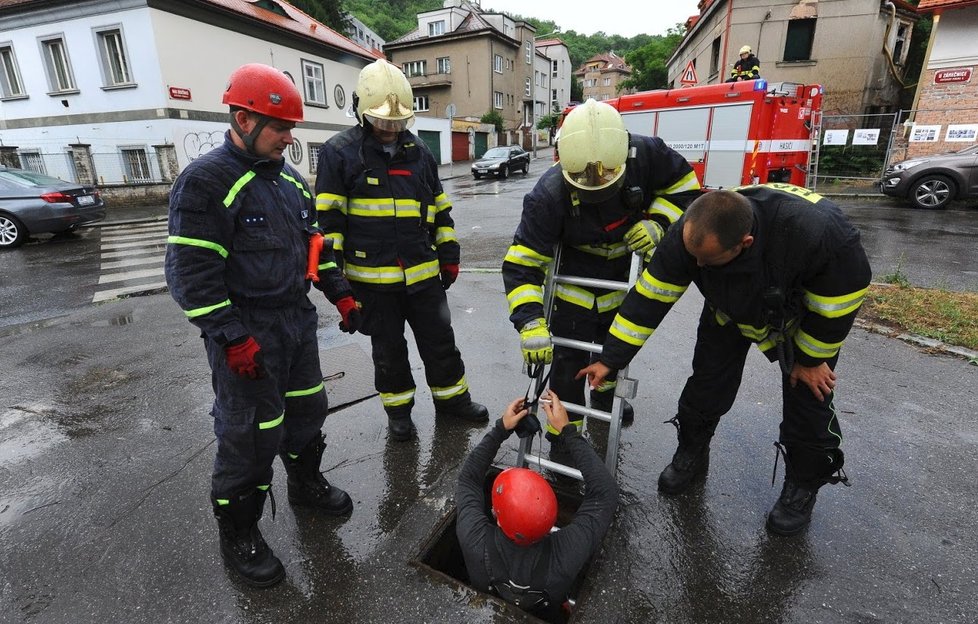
446, 103, 457, 118
680, 60, 698, 86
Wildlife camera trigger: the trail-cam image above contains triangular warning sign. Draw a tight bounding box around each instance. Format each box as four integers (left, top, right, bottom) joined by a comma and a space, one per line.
680, 60, 698, 85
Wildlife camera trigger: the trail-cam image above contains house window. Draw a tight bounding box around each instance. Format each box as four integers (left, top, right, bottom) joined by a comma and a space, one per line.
493, 91, 503, 109
603, 77, 611, 86
525, 78, 531, 96
710, 36, 721, 77
302, 59, 327, 106
413, 95, 429, 111
95, 28, 132, 86
551, 59, 558, 78
40, 36, 76, 92
436, 56, 451, 74
403, 60, 426, 77
308, 142, 323, 175
0, 44, 25, 98
493, 55, 502, 73
525, 41, 532, 64
20, 151, 45, 174
428, 20, 445, 36
122, 148, 151, 182
893, 21, 911, 66
784, 18, 816, 62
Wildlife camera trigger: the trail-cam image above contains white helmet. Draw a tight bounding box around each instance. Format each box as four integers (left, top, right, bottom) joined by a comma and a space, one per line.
354, 59, 415, 132
739, 45, 752, 55
558, 99, 628, 203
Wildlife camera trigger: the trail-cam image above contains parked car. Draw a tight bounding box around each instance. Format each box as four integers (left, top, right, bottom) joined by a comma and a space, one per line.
0, 166, 106, 249
471, 146, 530, 179
880, 144, 978, 209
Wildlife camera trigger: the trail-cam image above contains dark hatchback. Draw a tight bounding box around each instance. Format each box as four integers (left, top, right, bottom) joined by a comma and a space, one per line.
0, 166, 106, 249
880, 144, 978, 209
471, 145, 530, 179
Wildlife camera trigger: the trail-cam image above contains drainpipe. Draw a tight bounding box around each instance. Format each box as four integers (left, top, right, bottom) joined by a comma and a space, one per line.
721, 0, 735, 78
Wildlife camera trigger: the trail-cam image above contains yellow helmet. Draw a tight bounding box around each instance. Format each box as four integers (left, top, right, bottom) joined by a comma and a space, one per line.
558, 99, 628, 203
739, 45, 752, 55
354, 59, 415, 132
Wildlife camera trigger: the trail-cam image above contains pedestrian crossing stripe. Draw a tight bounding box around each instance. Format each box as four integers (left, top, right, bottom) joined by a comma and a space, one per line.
93, 221, 168, 303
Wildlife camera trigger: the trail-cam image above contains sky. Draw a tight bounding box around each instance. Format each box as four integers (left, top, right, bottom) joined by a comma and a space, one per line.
479, 0, 702, 38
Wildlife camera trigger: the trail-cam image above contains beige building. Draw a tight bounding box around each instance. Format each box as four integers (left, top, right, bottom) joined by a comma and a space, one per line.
576, 52, 633, 101
668, 0, 920, 115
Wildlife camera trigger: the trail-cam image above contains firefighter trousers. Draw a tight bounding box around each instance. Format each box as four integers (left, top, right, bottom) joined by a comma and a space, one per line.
676, 302, 844, 481
353, 281, 470, 417
549, 300, 620, 418
204, 302, 328, 500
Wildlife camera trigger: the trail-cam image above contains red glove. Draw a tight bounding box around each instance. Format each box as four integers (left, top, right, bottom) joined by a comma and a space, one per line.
440, 264, 459, 290
336, 296, 362, 334
225, 336, 263, 379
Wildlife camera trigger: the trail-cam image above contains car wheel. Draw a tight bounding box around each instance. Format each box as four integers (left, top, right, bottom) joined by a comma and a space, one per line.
0, 213, 28, 249
522, 161, 529, 174
473, 173, 482, 179
499, 167, 508, 179
909, 175, 955, 210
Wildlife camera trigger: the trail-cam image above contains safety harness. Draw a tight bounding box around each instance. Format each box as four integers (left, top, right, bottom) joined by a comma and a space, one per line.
485, 532, 559, 619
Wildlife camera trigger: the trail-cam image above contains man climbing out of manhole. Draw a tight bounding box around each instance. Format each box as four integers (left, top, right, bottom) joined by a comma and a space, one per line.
455, 391, 619, 621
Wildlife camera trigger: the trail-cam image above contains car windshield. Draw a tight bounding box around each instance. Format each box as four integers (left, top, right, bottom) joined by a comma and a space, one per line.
481, 148, 509, 159
0, 168, 68, 188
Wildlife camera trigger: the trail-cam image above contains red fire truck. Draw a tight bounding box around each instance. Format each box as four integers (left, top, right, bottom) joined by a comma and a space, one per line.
559, 79, 823, 189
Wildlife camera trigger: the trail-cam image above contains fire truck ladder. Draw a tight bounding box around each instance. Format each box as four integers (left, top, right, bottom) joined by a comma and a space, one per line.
516, 245, 642, 481
806, 108, 823, 190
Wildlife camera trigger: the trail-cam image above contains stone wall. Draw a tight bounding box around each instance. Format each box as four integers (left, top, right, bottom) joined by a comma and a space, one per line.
98, 183, 172, 206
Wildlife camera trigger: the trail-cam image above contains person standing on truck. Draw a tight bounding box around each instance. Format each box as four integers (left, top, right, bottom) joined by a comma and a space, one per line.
578, 184, 871, 536
165, 63, 358, 588
727, 45, 761, 82
502, 99, 701, 463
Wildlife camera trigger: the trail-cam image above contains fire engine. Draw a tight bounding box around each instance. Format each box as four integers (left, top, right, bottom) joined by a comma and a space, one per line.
559, 79, 823, 189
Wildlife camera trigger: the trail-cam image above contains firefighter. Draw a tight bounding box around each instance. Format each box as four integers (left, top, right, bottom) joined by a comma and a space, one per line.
579, 185, 872, 536
315, 59, 488, 441
502, 99, 700, 461
456, 391, 619, 621
727, 45, 761, 82
164, 63, 357, 588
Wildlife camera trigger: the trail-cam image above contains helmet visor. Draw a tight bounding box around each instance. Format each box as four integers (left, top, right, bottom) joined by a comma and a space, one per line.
364, 114, 415, 132
562, 161, 625, 190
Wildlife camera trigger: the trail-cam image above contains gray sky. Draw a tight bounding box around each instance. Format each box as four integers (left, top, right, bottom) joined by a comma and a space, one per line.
479, 0, 702, 38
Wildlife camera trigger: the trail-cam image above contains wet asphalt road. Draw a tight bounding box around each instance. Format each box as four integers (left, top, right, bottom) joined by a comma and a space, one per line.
1, 159, 977, 623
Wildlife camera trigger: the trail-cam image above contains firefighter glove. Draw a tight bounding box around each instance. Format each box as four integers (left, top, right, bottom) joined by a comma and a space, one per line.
520, 318, 553, 365
624, 220, 664, 254
440, 264, 459, 290
336, 296, 362, 334
225, 336, 264, 379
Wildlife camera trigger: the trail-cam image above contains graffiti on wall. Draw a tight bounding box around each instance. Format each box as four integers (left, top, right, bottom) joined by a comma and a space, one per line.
184, 131, 224, 161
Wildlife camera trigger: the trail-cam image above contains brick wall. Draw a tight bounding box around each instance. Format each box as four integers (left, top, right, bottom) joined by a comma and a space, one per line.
904, 68, 978, 159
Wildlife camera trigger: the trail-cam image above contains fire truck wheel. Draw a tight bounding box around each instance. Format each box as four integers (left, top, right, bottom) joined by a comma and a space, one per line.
909, 174, 955, 210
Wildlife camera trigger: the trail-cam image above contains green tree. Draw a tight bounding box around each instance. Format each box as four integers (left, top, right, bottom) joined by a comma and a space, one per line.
289, 0, 350, 32
480, 110, 504, 133
620, 25, 684, 91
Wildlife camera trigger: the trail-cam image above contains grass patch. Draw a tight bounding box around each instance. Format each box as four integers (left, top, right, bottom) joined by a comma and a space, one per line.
860, 284, 978, 351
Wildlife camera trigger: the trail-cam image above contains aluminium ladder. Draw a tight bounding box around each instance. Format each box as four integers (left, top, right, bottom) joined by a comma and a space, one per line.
516, 245, 642, 481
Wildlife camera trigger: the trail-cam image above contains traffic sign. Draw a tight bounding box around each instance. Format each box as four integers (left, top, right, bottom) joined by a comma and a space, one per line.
680, 60, 698, 86
446, 103, 457, 118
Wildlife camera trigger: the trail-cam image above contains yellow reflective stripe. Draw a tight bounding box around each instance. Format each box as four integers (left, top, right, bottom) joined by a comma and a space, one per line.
324, 232, 344, 251
431, 376, 469, 400
404, 259, 440, 285
757, 335, 778, 353
648, 197, 684, 224
167, 235, 229, 259
546, 418, 584, 436
435, 226, 457, 245
319, 261, 337, 270
715, 309, 730, 326
573, 242, 630, 259
596, 290, 626, 313
426, 205, 437, 224
507, 284, 544, 313
185, 298, 231, 319
794, 329, 843, 359
736, 323, 770, 341
635, 270, 686, 303
381, 389, 415, 407
804, 287, 868, 318
349, 197, 396, 217
345, 263, 404, 284
258, 413, 284, 430
555, 283, 595, 309
504, 244, 552, 268
285, 382, 324, 398
595, 380, 616, 393
609, 314, 654, 346
316, 192, 347, 213
223, 171, 257, 207
215, 498, 230, 505
659, 170, 701, 195
434, 192, 451, 211
762, 182, 824, 204
256, 484, 270, 491
395, 198, 422, 218
279, 172, 311, 198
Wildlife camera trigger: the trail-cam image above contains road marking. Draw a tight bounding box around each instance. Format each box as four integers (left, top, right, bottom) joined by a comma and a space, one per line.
93, 221, 169, 303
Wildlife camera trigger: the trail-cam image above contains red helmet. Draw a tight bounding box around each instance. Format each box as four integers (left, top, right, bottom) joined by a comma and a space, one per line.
491, 468, 557, 546
222, 63, 303, 122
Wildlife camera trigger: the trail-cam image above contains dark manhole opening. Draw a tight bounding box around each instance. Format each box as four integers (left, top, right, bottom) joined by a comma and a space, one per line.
411, 466, 598, 624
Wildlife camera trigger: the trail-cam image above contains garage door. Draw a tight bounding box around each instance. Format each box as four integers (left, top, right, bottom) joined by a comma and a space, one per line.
474, 132, 488, 159
417, 130, 441, 163
452, 132, 469, 161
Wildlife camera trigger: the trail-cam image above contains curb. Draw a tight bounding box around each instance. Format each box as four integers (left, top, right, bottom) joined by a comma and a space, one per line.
854, 317, 978, 363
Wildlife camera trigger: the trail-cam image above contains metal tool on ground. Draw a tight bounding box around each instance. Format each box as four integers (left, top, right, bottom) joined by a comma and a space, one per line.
516, 245, 642, 481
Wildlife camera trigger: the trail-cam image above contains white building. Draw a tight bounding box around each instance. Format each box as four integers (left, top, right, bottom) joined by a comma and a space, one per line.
535, 36, 573, 112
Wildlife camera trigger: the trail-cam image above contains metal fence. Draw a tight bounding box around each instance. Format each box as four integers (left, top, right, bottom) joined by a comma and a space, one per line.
17, 149, 165, 185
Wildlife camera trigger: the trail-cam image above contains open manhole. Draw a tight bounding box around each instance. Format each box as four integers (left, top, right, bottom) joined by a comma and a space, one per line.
411, 466, 599, 623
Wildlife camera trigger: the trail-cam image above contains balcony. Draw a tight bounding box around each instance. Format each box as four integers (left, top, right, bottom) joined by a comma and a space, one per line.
407, 72, 453, 89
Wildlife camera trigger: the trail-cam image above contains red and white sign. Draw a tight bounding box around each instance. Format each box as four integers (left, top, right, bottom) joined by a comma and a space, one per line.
679, 60, 698, 86
168, 86, 192, 100
934, 68, 972, 84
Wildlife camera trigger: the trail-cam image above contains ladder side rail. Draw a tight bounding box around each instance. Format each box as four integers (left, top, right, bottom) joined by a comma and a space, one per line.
602, 253, 642, 473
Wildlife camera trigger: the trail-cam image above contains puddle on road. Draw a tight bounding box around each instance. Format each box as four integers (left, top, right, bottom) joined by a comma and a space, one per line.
0, 402, 68, 466
90, 312, 136, 327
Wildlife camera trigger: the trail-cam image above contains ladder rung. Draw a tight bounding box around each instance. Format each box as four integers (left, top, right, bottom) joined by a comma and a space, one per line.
552, 336, 602, 354
563, 402, 612, 422
554, 274, 631, 292
522, 453, 584, 481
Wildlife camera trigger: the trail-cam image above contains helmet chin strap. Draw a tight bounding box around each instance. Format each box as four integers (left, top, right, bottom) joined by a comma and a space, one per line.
230, 111, 271, 155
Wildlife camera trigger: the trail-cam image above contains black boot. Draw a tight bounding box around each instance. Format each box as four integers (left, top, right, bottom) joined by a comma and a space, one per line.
214, 490, 285, 588
387, 411, 415, 441
657, 417, 712, 495
766, 479, 820, 536
435, 398, 489, 422
590, 390, 634, 425
281, 435, 353, 516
